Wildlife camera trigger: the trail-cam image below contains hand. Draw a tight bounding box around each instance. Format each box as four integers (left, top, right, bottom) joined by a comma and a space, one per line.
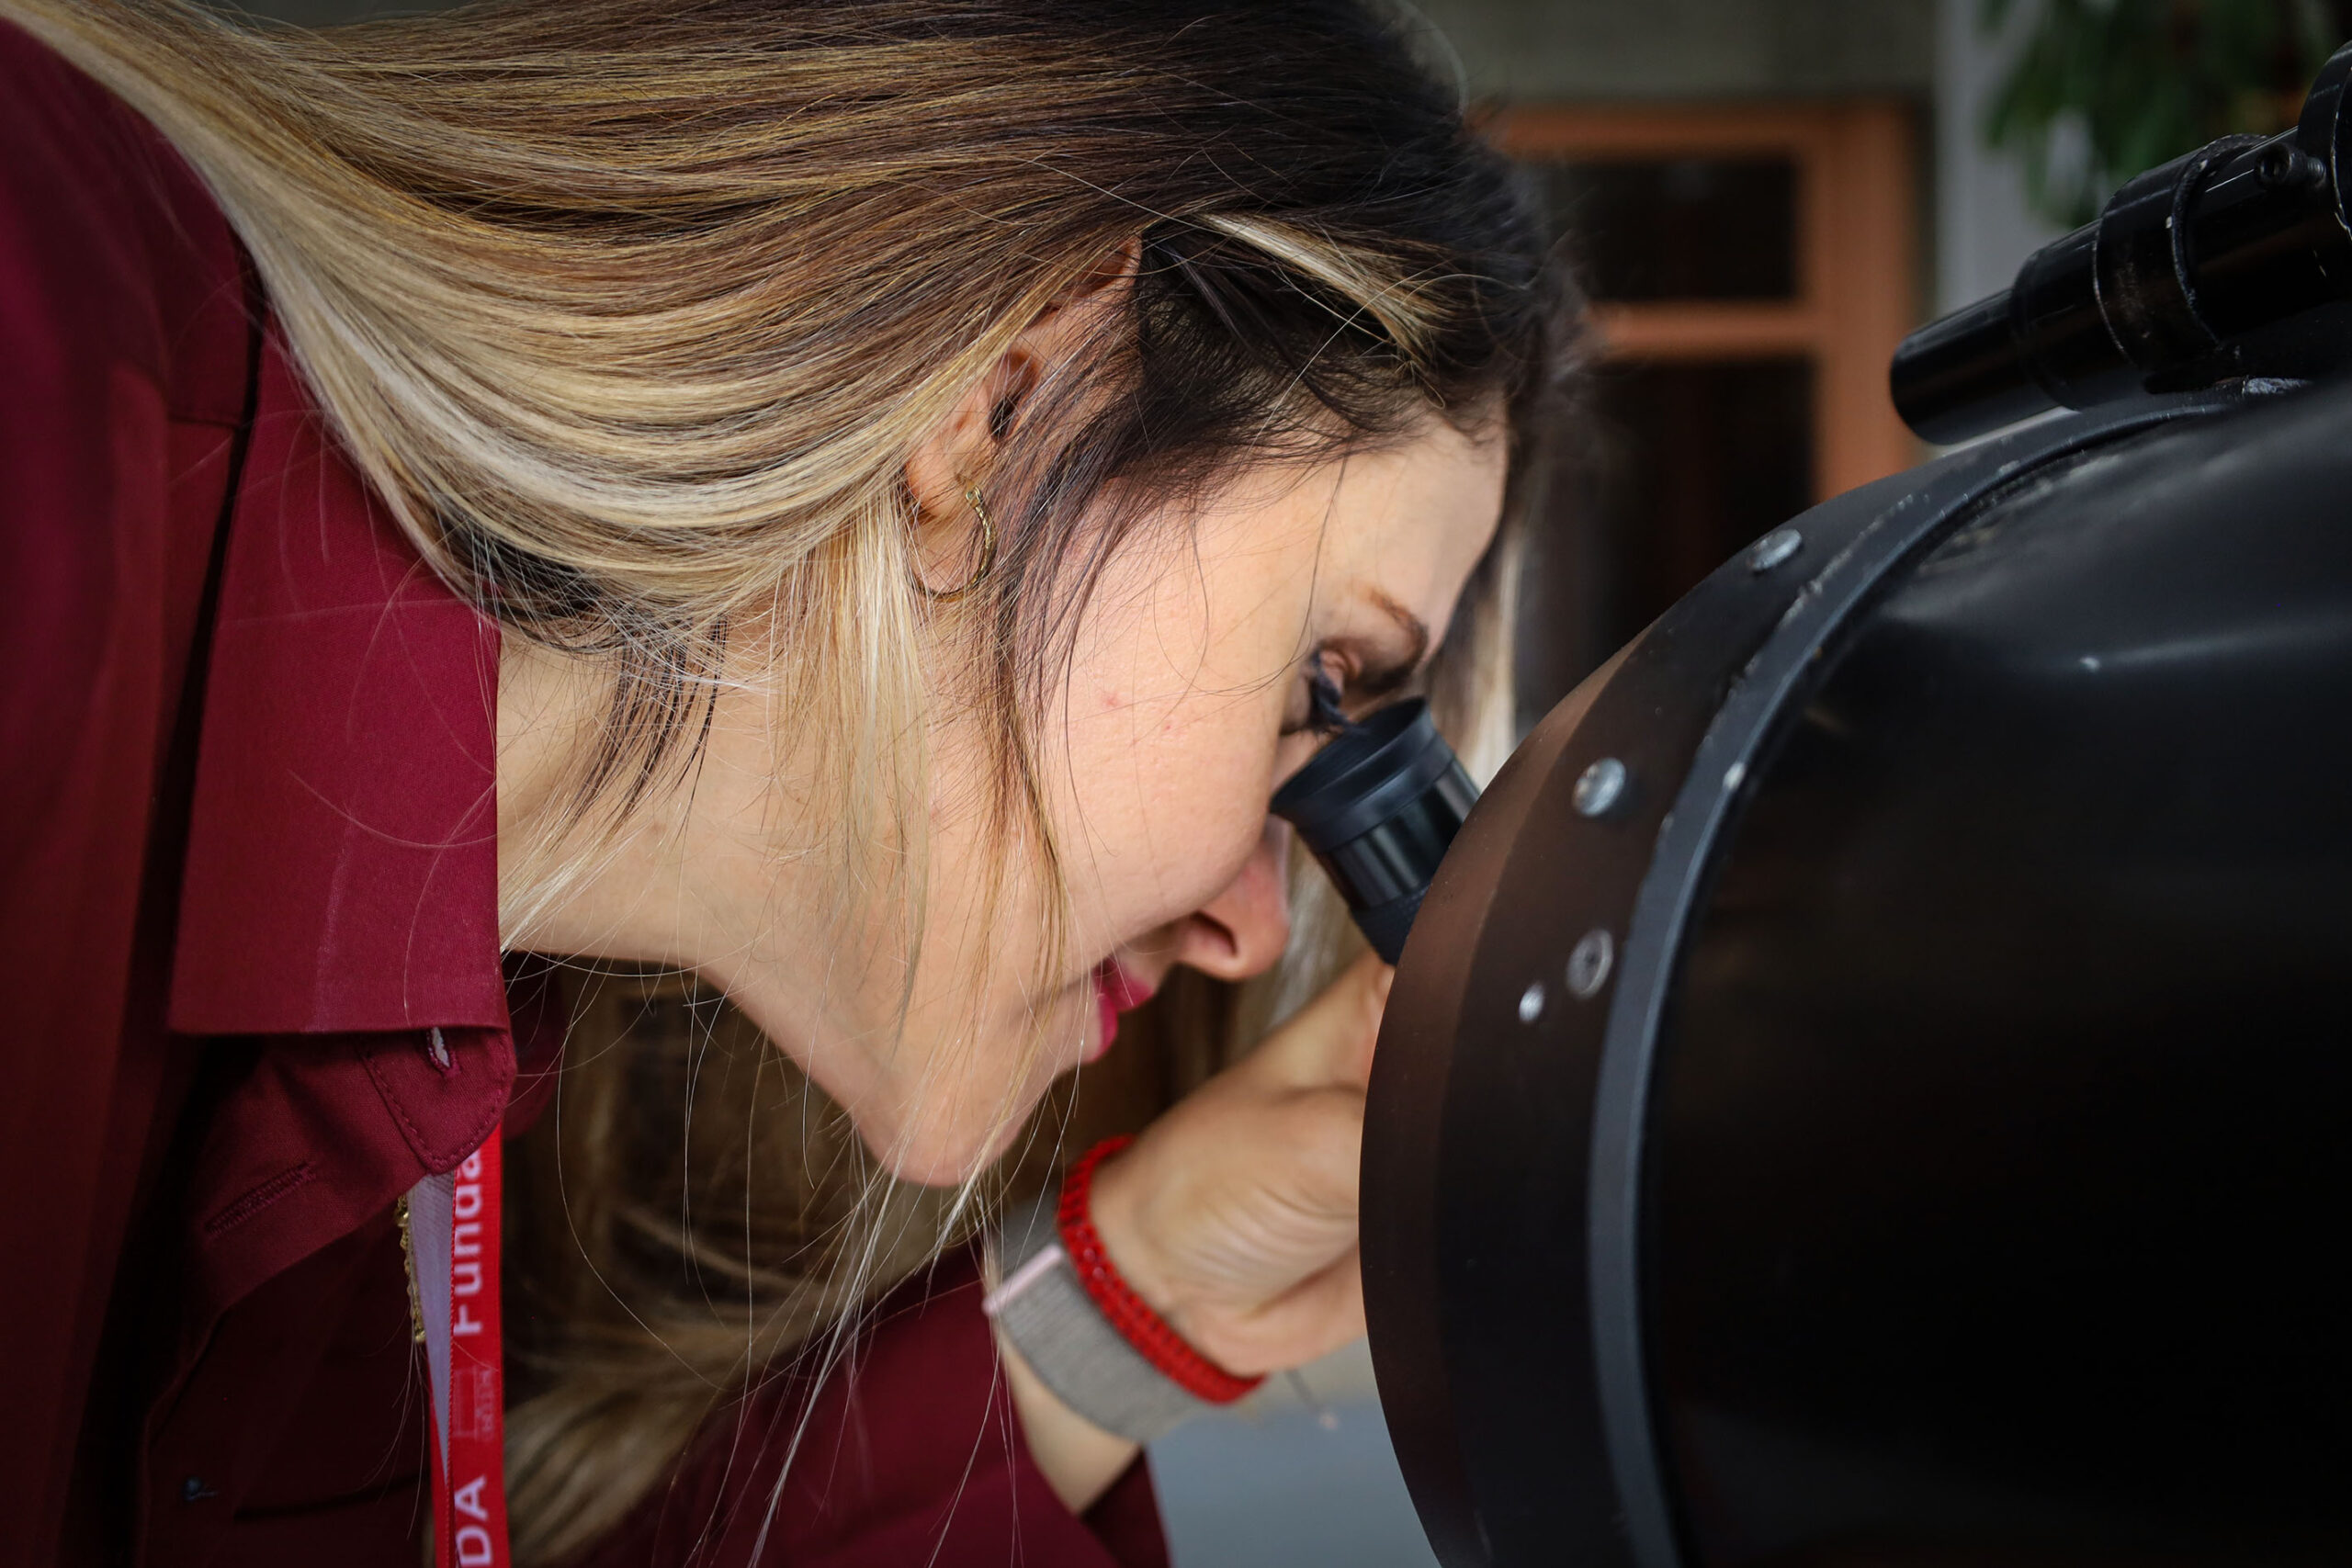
999, 953, 1390, 1512
1084, 952, 1392, 1376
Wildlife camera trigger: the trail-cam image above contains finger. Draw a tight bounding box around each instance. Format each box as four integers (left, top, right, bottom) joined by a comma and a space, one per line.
1195, 1249, 1366, 1377
1178, 1086, 1363, 1275
1243, 951, 1392, 1090
1263, 1084, 1365, 1222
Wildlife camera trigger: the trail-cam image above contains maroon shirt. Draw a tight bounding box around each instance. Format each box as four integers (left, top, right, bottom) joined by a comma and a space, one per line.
0, 26, 1163, 1568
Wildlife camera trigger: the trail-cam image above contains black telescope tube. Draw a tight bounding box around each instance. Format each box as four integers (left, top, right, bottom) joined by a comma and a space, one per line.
1271, 699, 1478, 964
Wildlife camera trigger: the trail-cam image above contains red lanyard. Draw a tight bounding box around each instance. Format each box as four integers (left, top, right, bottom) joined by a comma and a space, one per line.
430, 1134, 511, 1568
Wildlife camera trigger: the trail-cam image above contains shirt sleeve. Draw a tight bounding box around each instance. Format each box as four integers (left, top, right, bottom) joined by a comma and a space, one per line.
0, 21, 251, 1562
582, 1245, 1171, 1568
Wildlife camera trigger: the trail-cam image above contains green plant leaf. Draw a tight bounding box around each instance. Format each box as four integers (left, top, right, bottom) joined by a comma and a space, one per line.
1979, 0, 2340, 229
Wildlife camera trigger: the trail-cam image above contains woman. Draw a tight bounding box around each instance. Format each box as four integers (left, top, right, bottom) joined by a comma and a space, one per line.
0, 0, 1568, 1563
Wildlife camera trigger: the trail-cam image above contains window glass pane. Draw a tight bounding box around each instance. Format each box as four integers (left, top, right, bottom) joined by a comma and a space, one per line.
1535, 158, 1798, 302
1518, 358, 1815, 730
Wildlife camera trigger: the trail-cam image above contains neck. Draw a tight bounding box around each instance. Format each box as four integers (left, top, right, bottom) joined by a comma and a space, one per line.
493, 633, 936, 1141
494, 637, 704, 965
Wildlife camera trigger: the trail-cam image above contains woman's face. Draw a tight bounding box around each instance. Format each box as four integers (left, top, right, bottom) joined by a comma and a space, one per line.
836, 422, 1509, 1181
505, 417, 1507, 1185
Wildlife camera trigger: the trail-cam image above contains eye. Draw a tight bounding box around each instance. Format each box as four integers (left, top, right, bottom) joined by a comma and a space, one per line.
1306, 666, 1353, 736
1280, 649, 1359, 739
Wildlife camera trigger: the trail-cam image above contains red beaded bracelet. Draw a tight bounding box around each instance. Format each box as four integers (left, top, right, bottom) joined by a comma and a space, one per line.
1056, 1135, 1266, 1405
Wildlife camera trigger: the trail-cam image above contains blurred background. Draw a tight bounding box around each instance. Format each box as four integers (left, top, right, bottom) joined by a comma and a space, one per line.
209, 0, 2348, 1560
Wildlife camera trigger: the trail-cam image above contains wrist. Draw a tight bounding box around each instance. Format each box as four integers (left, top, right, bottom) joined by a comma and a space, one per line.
1055, 1136, 1263, 1404
986, 1185, 1230, 1445
1075, 1142, 1190, 1335
992, 1314, 1140, 1514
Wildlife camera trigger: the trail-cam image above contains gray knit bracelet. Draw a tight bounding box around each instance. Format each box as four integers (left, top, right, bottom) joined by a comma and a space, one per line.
985, 1191, 1218, 1444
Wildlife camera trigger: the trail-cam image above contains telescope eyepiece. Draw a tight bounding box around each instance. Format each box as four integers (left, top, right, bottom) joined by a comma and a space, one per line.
1271, 698, 1477, 964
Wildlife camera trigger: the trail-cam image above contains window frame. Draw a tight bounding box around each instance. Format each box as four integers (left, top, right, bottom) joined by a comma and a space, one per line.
1496, 100, 1922, 501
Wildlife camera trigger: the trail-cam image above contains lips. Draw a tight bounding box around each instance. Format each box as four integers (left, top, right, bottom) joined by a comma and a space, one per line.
1088, 959, 1156, 1064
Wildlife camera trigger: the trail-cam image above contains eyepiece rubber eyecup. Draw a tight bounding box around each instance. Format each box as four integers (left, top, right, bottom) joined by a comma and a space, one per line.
1271, 699, 1479, 964
1272, 700, 1455, 848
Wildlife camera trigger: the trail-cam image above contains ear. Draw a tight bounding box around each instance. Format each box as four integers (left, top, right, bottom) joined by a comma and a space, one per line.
904, 240, 1142, 586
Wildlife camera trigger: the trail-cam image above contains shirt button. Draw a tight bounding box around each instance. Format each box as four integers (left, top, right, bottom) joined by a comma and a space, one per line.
181, 1475, 219, 1504
425, 1026, 453, 1071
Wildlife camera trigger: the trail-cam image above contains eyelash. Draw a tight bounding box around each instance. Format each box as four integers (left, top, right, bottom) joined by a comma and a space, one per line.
1284, 650, 1356, 739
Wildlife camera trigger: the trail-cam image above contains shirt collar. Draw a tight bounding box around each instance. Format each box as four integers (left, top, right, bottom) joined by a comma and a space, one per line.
169, 337, 508, 1036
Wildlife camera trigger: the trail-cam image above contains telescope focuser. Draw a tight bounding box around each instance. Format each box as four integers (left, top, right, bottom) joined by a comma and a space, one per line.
1894, 38, 2352, 444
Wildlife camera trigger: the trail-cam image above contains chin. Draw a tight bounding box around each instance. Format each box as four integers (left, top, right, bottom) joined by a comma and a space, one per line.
845, 996, 1093, 1187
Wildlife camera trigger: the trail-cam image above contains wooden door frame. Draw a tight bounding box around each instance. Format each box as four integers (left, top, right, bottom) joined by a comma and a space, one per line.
1493, 101, 1922, 500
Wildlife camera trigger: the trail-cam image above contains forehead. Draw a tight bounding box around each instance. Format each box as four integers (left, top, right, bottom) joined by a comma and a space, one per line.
1312, 421, 1509, 615
1094, 418, 1508, 670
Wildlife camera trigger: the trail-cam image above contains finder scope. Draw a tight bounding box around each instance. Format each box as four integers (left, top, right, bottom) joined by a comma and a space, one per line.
1893, 38, 2352, 444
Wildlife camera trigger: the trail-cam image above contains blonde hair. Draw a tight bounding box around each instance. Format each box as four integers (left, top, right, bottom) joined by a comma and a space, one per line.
5, 0, 1572, 1556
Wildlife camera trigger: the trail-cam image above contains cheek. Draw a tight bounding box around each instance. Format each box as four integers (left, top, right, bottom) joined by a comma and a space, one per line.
1056, 679, 1281, 937
1043, 496, 1322, 947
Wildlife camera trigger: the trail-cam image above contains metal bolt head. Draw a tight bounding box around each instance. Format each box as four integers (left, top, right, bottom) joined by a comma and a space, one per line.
1517, 982, 1546, 1023
1748, 526, 1804, 574
2256, 142, 2325, 191
1573, 757, 1628, 817
1566, 929, 1616, 999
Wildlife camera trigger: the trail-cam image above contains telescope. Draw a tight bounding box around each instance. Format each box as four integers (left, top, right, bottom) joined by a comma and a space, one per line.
1357, 41, 2352, 1568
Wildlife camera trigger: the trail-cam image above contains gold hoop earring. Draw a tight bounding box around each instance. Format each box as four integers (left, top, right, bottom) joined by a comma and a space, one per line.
918, 485, 999, 603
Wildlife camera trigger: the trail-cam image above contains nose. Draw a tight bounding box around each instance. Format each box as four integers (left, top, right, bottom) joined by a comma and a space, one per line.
1168, 819, 1294, 982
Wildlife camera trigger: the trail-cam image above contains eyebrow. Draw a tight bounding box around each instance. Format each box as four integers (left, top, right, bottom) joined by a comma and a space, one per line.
1353, 589, 1432, 699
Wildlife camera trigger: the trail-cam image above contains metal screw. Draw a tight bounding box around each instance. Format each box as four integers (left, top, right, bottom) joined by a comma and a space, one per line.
2256, 143, 2325, 191
1573, 757, 1628, 818
1748, 527, 1804, 574
1566, 930, 1615, 1000
1518, 982, 1546, 1023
